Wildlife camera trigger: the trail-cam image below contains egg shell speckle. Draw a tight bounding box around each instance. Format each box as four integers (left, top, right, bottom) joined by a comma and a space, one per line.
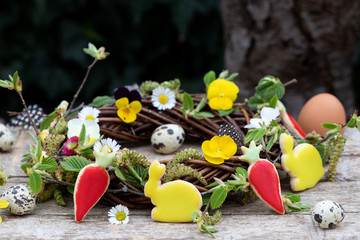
0, 124, 15, 152
311, 200, 345, 229
0, 184, 38, 215
297, 93, 346, 135
151, 124, 185, 154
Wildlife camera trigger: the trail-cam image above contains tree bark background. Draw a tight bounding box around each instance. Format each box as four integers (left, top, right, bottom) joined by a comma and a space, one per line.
221, 0, 360, 117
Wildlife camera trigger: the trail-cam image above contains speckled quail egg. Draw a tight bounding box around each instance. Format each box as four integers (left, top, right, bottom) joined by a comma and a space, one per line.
0, 184, 38, 215
0, 124, 15, 152
151, 124, 185, 154
311, 200, 345, 229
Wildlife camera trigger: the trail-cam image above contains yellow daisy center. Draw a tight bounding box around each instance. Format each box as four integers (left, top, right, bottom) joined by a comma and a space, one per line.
159, 94, 168, 104
86, 115, 95, 120
101, 146, 112, 153
116, 211, 126, 221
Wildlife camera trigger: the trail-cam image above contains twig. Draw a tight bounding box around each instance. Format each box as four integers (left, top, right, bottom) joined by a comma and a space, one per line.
16, 90, 39, 136
68, 58, 98, 113
283, 79, 297, 87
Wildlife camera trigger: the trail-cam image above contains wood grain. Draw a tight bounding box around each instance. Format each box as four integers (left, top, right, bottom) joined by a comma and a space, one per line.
0, 128, 359, 239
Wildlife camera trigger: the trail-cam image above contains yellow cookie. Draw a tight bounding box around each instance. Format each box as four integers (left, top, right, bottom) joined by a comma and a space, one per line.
280, 133, 325, 191
144, 160, 202, 222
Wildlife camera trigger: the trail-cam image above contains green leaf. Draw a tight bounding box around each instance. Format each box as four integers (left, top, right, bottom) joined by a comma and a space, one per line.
115, 167, 126, 180
247, 95, 264, 108
29, 172, 43, 193
60, 156, 92, 172
91, 95, 114, 107
226, 72, 238, 81
190, 211, 200, 220
210, 186, 227, 209
79, 148, 95, 159
218, 108, 233, 116
252, 128, 266, 142
37, 157, 58, 172
195, 97, 207, 112
235, 167, 248, 179
12, 71, 19, 86
0, 80, 14, 90
21, 162, 33, 172
218, 70, 229, 79
347, 117, 356, 128
322, 122, 338, 129
244, 129, 258, 144
182, 92, 194, 110
35, 137, 42, 160
67, 185, 74, 194
78, 124, 86, 143
268, 96, 278, 108
192, 112, 215, 119
40, 113, 58, 131
284, 192, 301, 203
266, 134, 276, 151
204, 70, 216, 86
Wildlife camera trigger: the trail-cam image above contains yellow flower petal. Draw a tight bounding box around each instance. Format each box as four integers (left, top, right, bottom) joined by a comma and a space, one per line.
208, 97, 233, 110
0, 200, 9, 208
219, 135, 237, 158
115, 97, 129, 109
0, 216, 2, 223
204, 153, 225, 165
207, 79, 239, 100
129, 100, 142, 114
117, 108, 137, 123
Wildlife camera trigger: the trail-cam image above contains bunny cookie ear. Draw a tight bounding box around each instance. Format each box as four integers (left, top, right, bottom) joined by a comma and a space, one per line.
280, 133, 294, 156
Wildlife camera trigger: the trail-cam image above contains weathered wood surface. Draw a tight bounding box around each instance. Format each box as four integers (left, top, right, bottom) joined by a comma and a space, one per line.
0, 128, 360, 239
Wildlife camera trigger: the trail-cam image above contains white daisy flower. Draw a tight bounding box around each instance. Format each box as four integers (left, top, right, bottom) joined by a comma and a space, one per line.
151, 87, 176, 110
94, 138, 121, 153
244, 107, 280, 129
78, 106, 100, 122
108, 204, 130, 225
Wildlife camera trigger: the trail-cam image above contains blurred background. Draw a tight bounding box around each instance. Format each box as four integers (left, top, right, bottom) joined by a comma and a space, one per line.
0, 0, 359, 121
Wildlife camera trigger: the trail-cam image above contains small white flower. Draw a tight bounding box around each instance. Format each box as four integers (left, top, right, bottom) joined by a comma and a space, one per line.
78, 106, 100, 122
94, 138, 121, 153
108, 204, 130, 225
151, 87, 176, 110
67, 119, 100, 140
244, 107, 280, 129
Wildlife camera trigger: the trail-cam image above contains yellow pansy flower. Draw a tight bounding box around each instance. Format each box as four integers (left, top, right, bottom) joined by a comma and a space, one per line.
207, 79, 239, 110
201, 135, 237, 164
116, 97, 142, 123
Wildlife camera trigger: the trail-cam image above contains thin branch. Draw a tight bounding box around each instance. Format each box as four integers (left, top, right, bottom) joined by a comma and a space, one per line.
16, 91, 39, 136
283, 79, 297, 87
68, 58, 98, 113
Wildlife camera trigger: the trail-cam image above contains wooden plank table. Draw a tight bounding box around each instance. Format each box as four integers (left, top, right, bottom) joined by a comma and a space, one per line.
1, 128, 359, 239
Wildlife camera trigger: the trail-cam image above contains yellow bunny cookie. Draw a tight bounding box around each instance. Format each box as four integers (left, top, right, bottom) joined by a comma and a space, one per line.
144, 160, 202, 222
280, 133, 325, 191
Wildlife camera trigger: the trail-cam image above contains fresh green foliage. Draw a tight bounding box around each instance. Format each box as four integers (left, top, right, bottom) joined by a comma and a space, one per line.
29, 172, 43, 193
60, 156, 92, 172
206, 168, 249, 210
248, 76, 285, 109
91, 96, 115, 107
83, 43, 109, 60
180, 92, 214, 119
210, 186, 228, 209
244, 121, 286, 151
282, 193, 310, 213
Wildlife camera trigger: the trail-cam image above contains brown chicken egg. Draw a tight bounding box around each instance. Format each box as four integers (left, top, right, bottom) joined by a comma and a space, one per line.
297, 93, 346, 135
